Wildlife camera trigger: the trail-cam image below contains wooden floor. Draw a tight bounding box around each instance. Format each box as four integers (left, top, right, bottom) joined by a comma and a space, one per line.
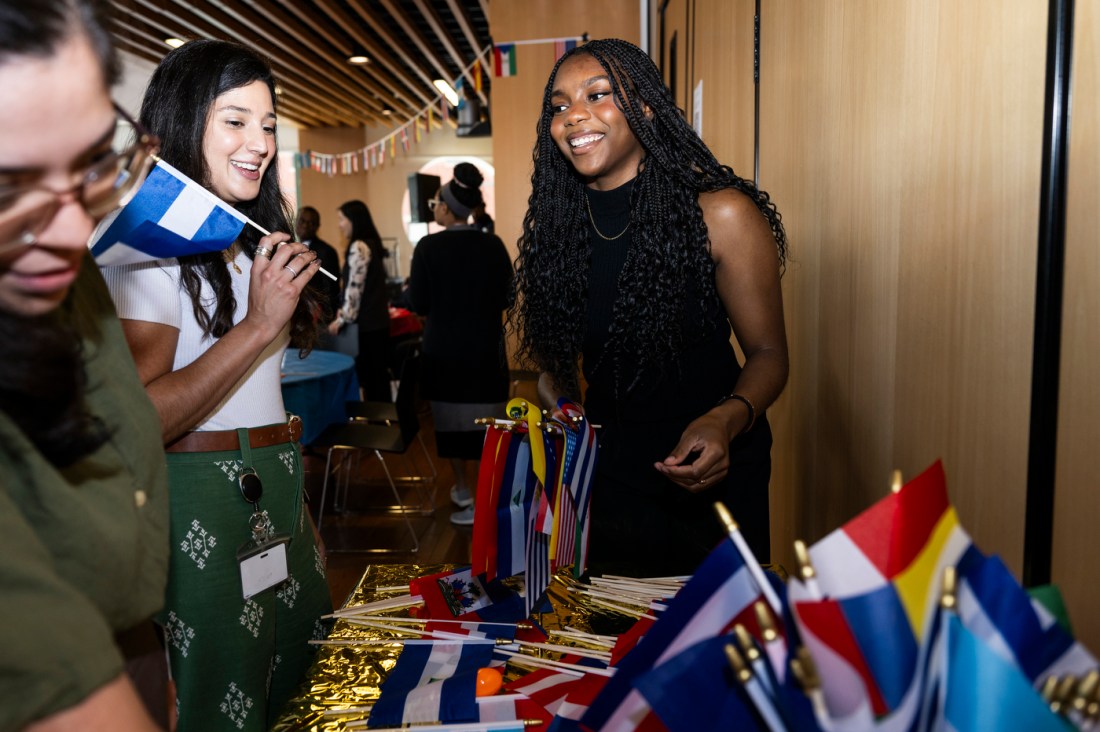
303, 379, 540, 608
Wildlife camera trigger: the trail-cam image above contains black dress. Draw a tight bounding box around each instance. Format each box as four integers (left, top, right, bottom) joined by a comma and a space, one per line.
582, 178, 773, 577
409, 225, 513, 459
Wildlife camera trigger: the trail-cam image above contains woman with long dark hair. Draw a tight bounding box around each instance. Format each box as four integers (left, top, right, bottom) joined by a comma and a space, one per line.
512, 39, 789, 576
0, 0, 168, 728
102, 39, 331, 730
328, 199, 392, 401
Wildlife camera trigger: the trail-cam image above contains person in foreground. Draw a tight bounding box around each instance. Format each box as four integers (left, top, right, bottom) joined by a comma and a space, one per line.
511, 39, 789, 576
0, 0, 169, 728
328, 199, 391, 400
409, 163, 513, 526
101, 39, 332, 731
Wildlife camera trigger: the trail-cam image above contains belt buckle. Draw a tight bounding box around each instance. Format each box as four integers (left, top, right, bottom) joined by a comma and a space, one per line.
287, 414, 303, 442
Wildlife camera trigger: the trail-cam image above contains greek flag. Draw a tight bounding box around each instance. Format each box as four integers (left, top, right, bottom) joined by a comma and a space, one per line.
89, 159, 247, 266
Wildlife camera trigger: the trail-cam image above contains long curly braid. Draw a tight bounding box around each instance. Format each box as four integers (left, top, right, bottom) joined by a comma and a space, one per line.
510, 38, 786, 400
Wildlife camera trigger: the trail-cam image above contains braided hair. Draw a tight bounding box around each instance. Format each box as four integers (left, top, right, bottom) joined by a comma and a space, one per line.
510, 38, 786, 400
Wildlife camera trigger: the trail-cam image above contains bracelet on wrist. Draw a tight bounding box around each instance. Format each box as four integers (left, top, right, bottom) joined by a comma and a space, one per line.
716, 393, 756, 435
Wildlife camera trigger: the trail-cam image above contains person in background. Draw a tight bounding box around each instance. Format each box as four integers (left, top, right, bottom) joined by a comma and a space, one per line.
101, 39, 331, 731
328, 199, 391, 401
0, 0, 168, 728
410, 163, 512, 526
511, 39, 789, 576
295, 205, 340, 337
471, 202, 495, 236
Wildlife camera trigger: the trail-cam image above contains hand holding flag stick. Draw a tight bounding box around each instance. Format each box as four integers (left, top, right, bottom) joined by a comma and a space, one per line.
90, 156, 336, 281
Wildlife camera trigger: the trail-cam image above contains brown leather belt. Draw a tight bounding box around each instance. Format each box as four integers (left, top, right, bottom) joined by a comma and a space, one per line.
166, 416, 303, 453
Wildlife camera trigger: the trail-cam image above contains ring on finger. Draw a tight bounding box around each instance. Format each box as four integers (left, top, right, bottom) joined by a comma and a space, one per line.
698, 477, 707, 485
284, 265, 298, 277
255, 245, 273, 259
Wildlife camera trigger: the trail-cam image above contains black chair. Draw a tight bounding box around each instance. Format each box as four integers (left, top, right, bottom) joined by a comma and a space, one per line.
313, 340, 435, 553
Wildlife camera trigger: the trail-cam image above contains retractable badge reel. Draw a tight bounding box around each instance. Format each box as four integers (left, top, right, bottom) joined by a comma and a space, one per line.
236, 468, 291, 599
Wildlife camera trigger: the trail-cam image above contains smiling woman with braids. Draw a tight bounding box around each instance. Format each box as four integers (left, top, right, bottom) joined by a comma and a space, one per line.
512, 39, 788, 576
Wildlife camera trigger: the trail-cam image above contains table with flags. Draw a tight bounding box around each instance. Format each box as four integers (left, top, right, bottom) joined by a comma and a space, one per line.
90, 149, 1100, 731
273, 453, 1098, 731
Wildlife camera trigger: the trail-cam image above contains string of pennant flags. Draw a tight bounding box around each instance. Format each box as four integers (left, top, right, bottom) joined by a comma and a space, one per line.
295, 34, 587, 177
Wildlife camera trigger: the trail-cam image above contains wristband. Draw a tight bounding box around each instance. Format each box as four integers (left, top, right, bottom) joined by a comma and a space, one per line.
716, 393, 756, 435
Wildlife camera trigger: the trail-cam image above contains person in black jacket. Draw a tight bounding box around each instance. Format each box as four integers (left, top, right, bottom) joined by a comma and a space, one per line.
296, 205, 341, 331
410, 163, 512, 526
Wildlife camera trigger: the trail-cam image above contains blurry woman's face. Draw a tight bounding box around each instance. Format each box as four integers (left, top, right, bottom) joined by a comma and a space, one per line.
336, 210, 351, 239
203, 80, 276, 204
0, 33, 115, 317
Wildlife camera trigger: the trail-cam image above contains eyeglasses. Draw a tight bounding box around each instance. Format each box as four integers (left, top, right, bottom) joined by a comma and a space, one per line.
0, 104, 160, 253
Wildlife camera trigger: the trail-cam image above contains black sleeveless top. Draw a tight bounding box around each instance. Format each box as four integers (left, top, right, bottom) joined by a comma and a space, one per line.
578, 177, 773, 573
581, 178, 744, 428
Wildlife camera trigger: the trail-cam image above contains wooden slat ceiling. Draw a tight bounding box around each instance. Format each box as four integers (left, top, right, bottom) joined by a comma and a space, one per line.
106, 0, 492, 128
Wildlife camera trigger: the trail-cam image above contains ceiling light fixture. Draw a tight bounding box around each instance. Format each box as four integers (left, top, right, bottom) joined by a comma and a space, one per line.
433, 79, 460, 107
382, 106, 394, 117
348, 55, 370, 65
164, 38, 186, 48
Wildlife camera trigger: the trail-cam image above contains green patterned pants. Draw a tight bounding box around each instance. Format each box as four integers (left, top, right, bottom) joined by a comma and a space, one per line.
159, 431, 332, 731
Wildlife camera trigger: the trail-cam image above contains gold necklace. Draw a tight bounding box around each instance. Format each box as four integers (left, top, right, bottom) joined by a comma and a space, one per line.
222, 245, 242, 274
584, 195, 630, 241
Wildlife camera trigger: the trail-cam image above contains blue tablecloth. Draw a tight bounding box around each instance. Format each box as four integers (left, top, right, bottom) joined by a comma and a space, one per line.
281, 350, 359, 445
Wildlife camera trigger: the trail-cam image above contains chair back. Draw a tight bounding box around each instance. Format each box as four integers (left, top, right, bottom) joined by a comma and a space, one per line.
392, 339, 422, 443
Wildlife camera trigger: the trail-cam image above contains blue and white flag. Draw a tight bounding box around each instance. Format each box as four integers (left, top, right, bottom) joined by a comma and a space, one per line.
942, 615, 1070, 732
89, 159, 248, 266
367, 640, 495, 728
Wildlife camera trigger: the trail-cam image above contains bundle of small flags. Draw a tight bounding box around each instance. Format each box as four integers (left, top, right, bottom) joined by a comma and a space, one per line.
312, 460, 1098, 732
575, 461, 1099, 732
472, 398, 598, 616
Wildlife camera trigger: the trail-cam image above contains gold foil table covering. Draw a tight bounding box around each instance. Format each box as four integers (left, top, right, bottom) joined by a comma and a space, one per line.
272, 564, 637, 731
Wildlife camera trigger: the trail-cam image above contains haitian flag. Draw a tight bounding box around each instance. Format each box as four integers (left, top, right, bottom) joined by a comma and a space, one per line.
410, 566, 526, 624
90, 159, 248, 266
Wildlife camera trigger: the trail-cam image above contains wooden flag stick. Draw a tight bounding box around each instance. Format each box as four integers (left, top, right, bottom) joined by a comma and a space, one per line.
495, 647, 616, 677
327, 594, 423, 617
346, 718, 544, 731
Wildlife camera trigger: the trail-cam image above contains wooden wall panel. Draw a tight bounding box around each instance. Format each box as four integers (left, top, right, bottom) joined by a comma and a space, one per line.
657, 0, 692, 116
753, 0, 1047, 576
489, 0, 641, 262
1054, 0, 1100, 652
691, 0, 755, 176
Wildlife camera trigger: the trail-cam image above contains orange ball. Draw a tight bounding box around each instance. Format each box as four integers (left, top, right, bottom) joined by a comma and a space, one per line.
475, 666, 503, 697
